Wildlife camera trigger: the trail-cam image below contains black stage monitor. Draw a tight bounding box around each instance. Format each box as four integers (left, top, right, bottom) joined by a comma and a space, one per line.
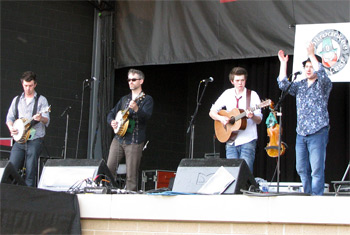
172, 158, 258, 194
38, 159, 116, 192
0, 161, 26, 186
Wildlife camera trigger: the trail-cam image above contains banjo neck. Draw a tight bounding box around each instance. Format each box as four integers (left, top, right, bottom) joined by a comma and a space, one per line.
23, 105, 51, 125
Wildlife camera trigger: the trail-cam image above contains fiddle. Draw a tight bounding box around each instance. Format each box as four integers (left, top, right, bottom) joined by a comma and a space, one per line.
265, 102, 287, 157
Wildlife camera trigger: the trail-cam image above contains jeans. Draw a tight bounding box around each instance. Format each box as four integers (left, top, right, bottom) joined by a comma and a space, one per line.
9, 138, 43, 187
296, 126, 329, 195
226, 139, 256, 173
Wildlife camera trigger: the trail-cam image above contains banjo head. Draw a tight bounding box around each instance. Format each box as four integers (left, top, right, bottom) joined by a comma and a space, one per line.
12, 118, 26, 141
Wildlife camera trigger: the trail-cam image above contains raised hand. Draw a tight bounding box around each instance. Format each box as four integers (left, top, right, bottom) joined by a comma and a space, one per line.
278, 50, 289, 63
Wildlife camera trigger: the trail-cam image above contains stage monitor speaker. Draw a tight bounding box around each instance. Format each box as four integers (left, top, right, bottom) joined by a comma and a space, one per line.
38, 158, 116, 192
0, 160, 27, 186
172, 158, 258, 194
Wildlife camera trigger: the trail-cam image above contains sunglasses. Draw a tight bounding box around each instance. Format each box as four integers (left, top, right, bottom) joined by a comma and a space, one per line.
127, 78, 141, 82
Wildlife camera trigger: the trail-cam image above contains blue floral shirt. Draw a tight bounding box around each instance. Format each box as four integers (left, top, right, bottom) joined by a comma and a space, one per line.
277, 64, 332, 136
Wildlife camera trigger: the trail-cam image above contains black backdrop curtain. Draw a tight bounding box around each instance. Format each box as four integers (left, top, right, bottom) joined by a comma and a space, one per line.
114, 56, 349, 187
110, 0, 350, 185
96, 10, 116, 161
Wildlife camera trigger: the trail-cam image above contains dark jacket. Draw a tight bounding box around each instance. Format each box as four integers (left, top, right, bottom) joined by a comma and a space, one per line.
107, 93, 153, 144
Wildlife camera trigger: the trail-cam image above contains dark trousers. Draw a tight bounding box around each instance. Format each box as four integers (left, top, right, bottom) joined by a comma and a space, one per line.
9, 138, 43, 187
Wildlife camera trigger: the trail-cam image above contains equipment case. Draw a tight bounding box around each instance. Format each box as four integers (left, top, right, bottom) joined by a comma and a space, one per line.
259, 182, 329, 193
141, 170, 176, 191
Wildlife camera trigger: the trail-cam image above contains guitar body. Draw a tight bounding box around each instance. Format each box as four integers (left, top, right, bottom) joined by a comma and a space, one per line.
215, 109, 247, 143
214, 99, 271, 143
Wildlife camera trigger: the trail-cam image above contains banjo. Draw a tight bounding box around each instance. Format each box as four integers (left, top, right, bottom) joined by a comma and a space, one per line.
12, 105, 51, 144
114, 92, 145, 137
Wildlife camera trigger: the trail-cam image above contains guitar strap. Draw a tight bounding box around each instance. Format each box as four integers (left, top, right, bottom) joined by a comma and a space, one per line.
246, 89, 251, 109
14, 95, 21, 120
15, 93, 40, 125
121, 93, 145, 115
123, 92, 145, 134
121, 95, 130, 110
31, 94, 41, 126
120, 94, 135, 134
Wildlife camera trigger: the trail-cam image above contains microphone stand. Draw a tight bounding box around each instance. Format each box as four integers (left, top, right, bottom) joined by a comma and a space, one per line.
61, 106, 71, 159
273, 72, 298, 193
187, 81, 210, 159
59, 78, 93, 160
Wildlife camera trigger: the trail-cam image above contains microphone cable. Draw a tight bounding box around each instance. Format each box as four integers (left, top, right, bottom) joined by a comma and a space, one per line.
75, 79, 89, 159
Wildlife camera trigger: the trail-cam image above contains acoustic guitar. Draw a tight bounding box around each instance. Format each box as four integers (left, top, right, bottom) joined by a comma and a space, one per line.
214, 100, 271, 143
114, 92, 145, 137
13, 105, 51, 144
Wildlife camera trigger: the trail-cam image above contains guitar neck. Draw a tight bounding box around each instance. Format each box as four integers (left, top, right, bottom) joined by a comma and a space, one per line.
234, 104, 261, 121
234, 111, 246, 121
23, 117, 34, 126
24, 109, 49, 126
124, 92, 145, 110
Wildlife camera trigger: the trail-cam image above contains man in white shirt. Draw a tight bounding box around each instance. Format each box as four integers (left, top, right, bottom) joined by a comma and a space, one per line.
209, 67, 262, 173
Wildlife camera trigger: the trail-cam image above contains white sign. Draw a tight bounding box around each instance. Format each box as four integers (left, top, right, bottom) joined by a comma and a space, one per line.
294, 22, 350, 82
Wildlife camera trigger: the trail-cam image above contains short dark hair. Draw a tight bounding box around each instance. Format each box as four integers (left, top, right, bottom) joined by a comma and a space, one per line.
229, 67, 248, 81
302, 55, 322, 67
20, 71, 37, 83
128, 69, 145, 80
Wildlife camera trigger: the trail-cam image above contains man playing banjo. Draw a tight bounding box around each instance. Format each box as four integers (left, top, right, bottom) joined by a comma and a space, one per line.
6, 71, 50, 187
106, 69, 153, 191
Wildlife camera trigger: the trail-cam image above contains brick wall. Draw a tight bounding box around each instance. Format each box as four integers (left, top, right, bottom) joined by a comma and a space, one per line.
81, 219, 350, 235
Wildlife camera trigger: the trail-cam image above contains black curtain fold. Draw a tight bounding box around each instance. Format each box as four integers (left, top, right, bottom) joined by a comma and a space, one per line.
96, 11, 116, 161
114, 1, 349, 68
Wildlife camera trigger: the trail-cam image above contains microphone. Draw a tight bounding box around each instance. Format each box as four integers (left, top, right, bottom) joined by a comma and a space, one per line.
60, 106, 71, 117
201, 77, 214, 83
85, 77, 97, 82
84, 77, 97, 88
294, 71, 302, 76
